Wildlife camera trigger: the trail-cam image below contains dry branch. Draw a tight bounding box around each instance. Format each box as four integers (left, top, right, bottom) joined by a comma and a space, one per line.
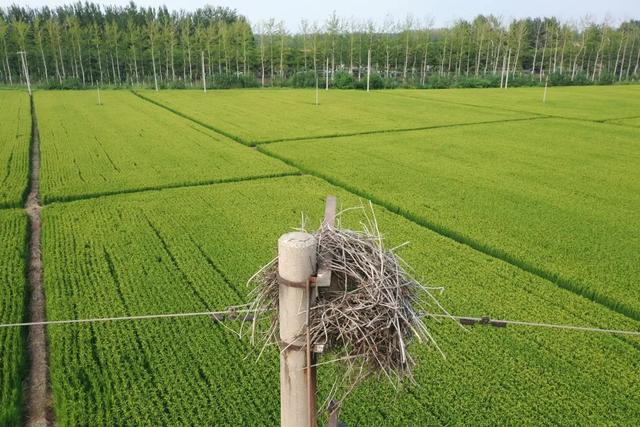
246, 203, 449, 398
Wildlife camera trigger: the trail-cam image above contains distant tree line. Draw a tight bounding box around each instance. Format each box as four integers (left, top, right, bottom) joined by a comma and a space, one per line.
1, 2, 639, 89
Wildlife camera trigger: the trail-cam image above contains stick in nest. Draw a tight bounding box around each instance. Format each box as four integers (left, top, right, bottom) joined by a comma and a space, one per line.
245, 201, 451, 400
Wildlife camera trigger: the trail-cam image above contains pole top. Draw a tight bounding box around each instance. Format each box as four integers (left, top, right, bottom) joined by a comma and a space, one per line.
278, 232, 316, 250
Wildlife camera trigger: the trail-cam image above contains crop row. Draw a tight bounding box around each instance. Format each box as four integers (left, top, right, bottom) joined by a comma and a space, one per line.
138, 89, 530, 144
261, 119, 640, 320
390, 85, 640, 121
0, 91, 30, 208
0, 210, 27, 426
43, 176, 640, 425
34, 91, 294, 203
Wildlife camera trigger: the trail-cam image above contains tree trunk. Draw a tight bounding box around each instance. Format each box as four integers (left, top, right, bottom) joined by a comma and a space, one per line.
619, 35, 628, 81
531, 22, 541, 74
559, 34, 567, 74
77, 38, 85, 85
38, 43, 49, 83
403, 33, 409, 81
151, 42, 158, 91
96, 46, 103, 83
475, 33, 483, 76
539, 30, 548, 82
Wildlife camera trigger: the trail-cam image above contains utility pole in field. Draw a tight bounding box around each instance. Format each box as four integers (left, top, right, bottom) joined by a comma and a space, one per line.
201, 51, 207, 93
325, 57, 329, 90
367, 48, 371, 92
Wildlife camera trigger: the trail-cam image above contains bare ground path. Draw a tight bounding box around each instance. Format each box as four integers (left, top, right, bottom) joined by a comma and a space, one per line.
24, 94, 53, 427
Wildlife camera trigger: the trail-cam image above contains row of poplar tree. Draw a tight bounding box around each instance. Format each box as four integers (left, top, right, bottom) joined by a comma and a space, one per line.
1, 2, 639, 89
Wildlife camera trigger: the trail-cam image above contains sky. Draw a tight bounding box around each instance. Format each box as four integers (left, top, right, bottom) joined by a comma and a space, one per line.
3, 0, 639, 31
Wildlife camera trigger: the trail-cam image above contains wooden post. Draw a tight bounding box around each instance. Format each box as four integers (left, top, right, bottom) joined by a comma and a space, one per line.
543, 76, 549, 103
278, 232, 317, 427
97, 84, 102, 105
315, 74, 319, 106
201, 51, 207, 93
366, 49, 371, 92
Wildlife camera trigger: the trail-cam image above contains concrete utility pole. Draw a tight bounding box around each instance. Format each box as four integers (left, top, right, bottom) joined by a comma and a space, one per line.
504, 48, 512, 89
278, 232, 317, 427
17, 51, 31, 96
366, 48, 371, 92
325, 57, 329, 90
201, 51, 207, 93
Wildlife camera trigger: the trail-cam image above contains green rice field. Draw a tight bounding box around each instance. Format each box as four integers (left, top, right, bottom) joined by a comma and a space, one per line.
1, 85, 639, 425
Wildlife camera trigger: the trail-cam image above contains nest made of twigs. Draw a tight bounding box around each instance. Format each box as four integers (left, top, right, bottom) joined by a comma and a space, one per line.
245, 203, 448, 393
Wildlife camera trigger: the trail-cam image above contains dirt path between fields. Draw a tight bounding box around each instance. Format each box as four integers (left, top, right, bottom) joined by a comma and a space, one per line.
24, 95, 53, 427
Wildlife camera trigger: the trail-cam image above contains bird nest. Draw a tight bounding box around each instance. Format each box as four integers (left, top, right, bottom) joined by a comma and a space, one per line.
245, 204, 448, 395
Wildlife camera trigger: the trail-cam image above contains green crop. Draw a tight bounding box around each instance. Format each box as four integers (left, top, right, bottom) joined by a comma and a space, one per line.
137, 89, 532, 144
391, 85, 640, 121
0, 210, 27, 426
262, 119, 640, 320
610, 116, 640, 128
0, 91, 30, 208
35, 91, 295, 203
43, 176, 640, 425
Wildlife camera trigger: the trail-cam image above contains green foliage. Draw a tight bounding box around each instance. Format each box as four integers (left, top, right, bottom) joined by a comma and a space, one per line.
42, 176, 640, 425
35, 91, 294, 203
210, 73, 260, 89
332, 71, 354, 89
0, 210, 27, 426
396, 85, 640, 121
288, 71, 318, 88
0, 91, 30, 208
263, 117, 640, 320
141, 88, 528, 143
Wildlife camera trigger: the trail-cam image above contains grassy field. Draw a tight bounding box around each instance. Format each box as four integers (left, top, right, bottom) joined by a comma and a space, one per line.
610, 116, 640, 127
261, 118, 640, 319
0, 91, 30, 208
35, 91, 295, 203
137, 89, 533, 144
42, 176, 640, 425
0, 210, 27, 426
391, 85, 640, 121
2, 85, 639, 425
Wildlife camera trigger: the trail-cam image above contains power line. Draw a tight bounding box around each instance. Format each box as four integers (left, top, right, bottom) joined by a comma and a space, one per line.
426, 313, 640, 337
0, 308, 257, 329
0, 309, 638, 338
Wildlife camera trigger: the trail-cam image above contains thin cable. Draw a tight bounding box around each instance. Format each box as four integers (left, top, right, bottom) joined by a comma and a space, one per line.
0, 310, 638, 338
0, 308, 258, 329
426, 313, 640, 337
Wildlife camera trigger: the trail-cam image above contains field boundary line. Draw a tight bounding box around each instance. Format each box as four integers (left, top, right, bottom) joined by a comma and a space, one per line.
255, 116, 548, 145
132, 88, 640, 326
257, 146, 640, 325
130, 90, 249, 145
131, 88, 546, 146
387, 90, 640, 129
42, 171, 301, 206
24, 93, 54, 427
381, 90, 553, 119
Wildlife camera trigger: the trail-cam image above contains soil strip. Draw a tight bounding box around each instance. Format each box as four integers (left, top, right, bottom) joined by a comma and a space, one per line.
24, 94, 53, 427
